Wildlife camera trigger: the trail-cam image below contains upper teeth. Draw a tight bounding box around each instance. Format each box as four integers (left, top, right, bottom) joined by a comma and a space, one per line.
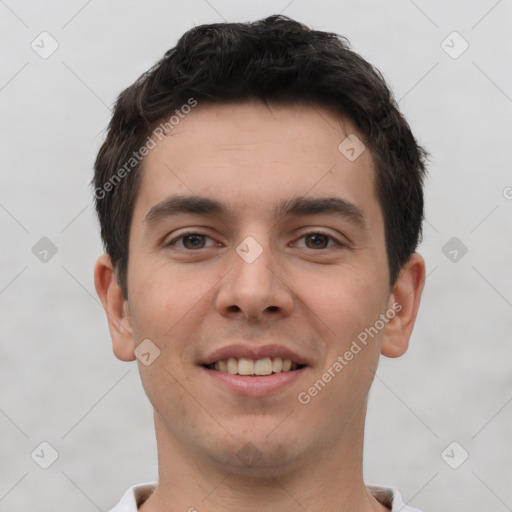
212, 357, 299, 375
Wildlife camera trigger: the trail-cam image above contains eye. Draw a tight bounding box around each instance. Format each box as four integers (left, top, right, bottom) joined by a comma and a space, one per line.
166, 232, 217, 250
166, 230, 343, 251
294, 231, 341, 250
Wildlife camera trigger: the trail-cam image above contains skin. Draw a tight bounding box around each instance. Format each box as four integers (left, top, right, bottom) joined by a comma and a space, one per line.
95, 101, 425, 512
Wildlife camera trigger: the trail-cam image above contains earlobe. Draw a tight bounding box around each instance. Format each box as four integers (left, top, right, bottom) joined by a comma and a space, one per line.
94, 254, 136, 362
381, 253, 426, 358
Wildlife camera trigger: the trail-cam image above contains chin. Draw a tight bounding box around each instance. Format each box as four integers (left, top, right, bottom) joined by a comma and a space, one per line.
203, 429, 304, 477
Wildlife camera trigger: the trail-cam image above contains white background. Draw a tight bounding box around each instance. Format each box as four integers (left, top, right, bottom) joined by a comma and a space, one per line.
1, 1, 511, 511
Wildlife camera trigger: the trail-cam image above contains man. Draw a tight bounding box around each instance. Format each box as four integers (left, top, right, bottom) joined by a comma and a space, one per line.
93, 15, 427, 512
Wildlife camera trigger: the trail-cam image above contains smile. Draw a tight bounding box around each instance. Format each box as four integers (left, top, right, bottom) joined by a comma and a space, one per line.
204, 356, 306, 376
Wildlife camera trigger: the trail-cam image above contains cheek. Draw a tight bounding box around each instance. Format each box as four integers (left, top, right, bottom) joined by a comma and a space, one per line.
128, 261, 203, 336
128, 267, 210, 424
127, 261, 219, 373
301, 278, 384, 407
299, 267, 387, 344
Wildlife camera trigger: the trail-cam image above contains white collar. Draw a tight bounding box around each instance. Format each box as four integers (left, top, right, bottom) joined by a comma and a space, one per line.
108, 481, 422, 511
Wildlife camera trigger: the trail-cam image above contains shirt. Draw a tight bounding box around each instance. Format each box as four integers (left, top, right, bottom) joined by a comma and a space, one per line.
108, 482, 422, 511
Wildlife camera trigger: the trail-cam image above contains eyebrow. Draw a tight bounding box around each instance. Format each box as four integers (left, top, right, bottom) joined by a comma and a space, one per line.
144, 194, 366, 229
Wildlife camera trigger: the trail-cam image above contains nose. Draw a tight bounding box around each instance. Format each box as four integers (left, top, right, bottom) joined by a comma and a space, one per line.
214, 235, 295, 322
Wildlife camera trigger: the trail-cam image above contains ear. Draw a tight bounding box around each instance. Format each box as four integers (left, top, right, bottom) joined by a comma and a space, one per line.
94, 254, 136, 361
381, 253, 426, 358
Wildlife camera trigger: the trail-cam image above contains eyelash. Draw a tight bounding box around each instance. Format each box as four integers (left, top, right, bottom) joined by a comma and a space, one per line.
166, 230, 342, 250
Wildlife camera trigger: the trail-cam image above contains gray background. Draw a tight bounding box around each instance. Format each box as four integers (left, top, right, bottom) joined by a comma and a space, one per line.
1, 1, 511, 511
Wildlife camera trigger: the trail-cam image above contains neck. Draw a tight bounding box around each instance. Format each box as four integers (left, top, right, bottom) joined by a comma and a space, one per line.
140, 402, 387, 512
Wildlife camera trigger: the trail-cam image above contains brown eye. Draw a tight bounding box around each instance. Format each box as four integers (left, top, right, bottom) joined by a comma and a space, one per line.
295, 231, 341, 250
167, 232, 215, 250
304, 233, 330, 249
181, 234, 206, 249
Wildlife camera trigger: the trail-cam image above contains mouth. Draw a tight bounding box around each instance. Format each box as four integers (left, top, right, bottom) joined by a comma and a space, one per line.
200, 344, 311, 396
201, 354, 309, 396
204, 356, 307, 376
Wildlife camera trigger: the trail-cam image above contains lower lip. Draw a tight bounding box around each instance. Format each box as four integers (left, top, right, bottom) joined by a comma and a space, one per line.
202, 367, 308, 396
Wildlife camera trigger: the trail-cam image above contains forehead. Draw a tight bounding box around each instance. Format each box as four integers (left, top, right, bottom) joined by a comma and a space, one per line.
133, 101, 379, 225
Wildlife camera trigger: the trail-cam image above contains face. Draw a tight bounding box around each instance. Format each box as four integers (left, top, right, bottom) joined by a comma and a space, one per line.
99, 101, 420, 475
